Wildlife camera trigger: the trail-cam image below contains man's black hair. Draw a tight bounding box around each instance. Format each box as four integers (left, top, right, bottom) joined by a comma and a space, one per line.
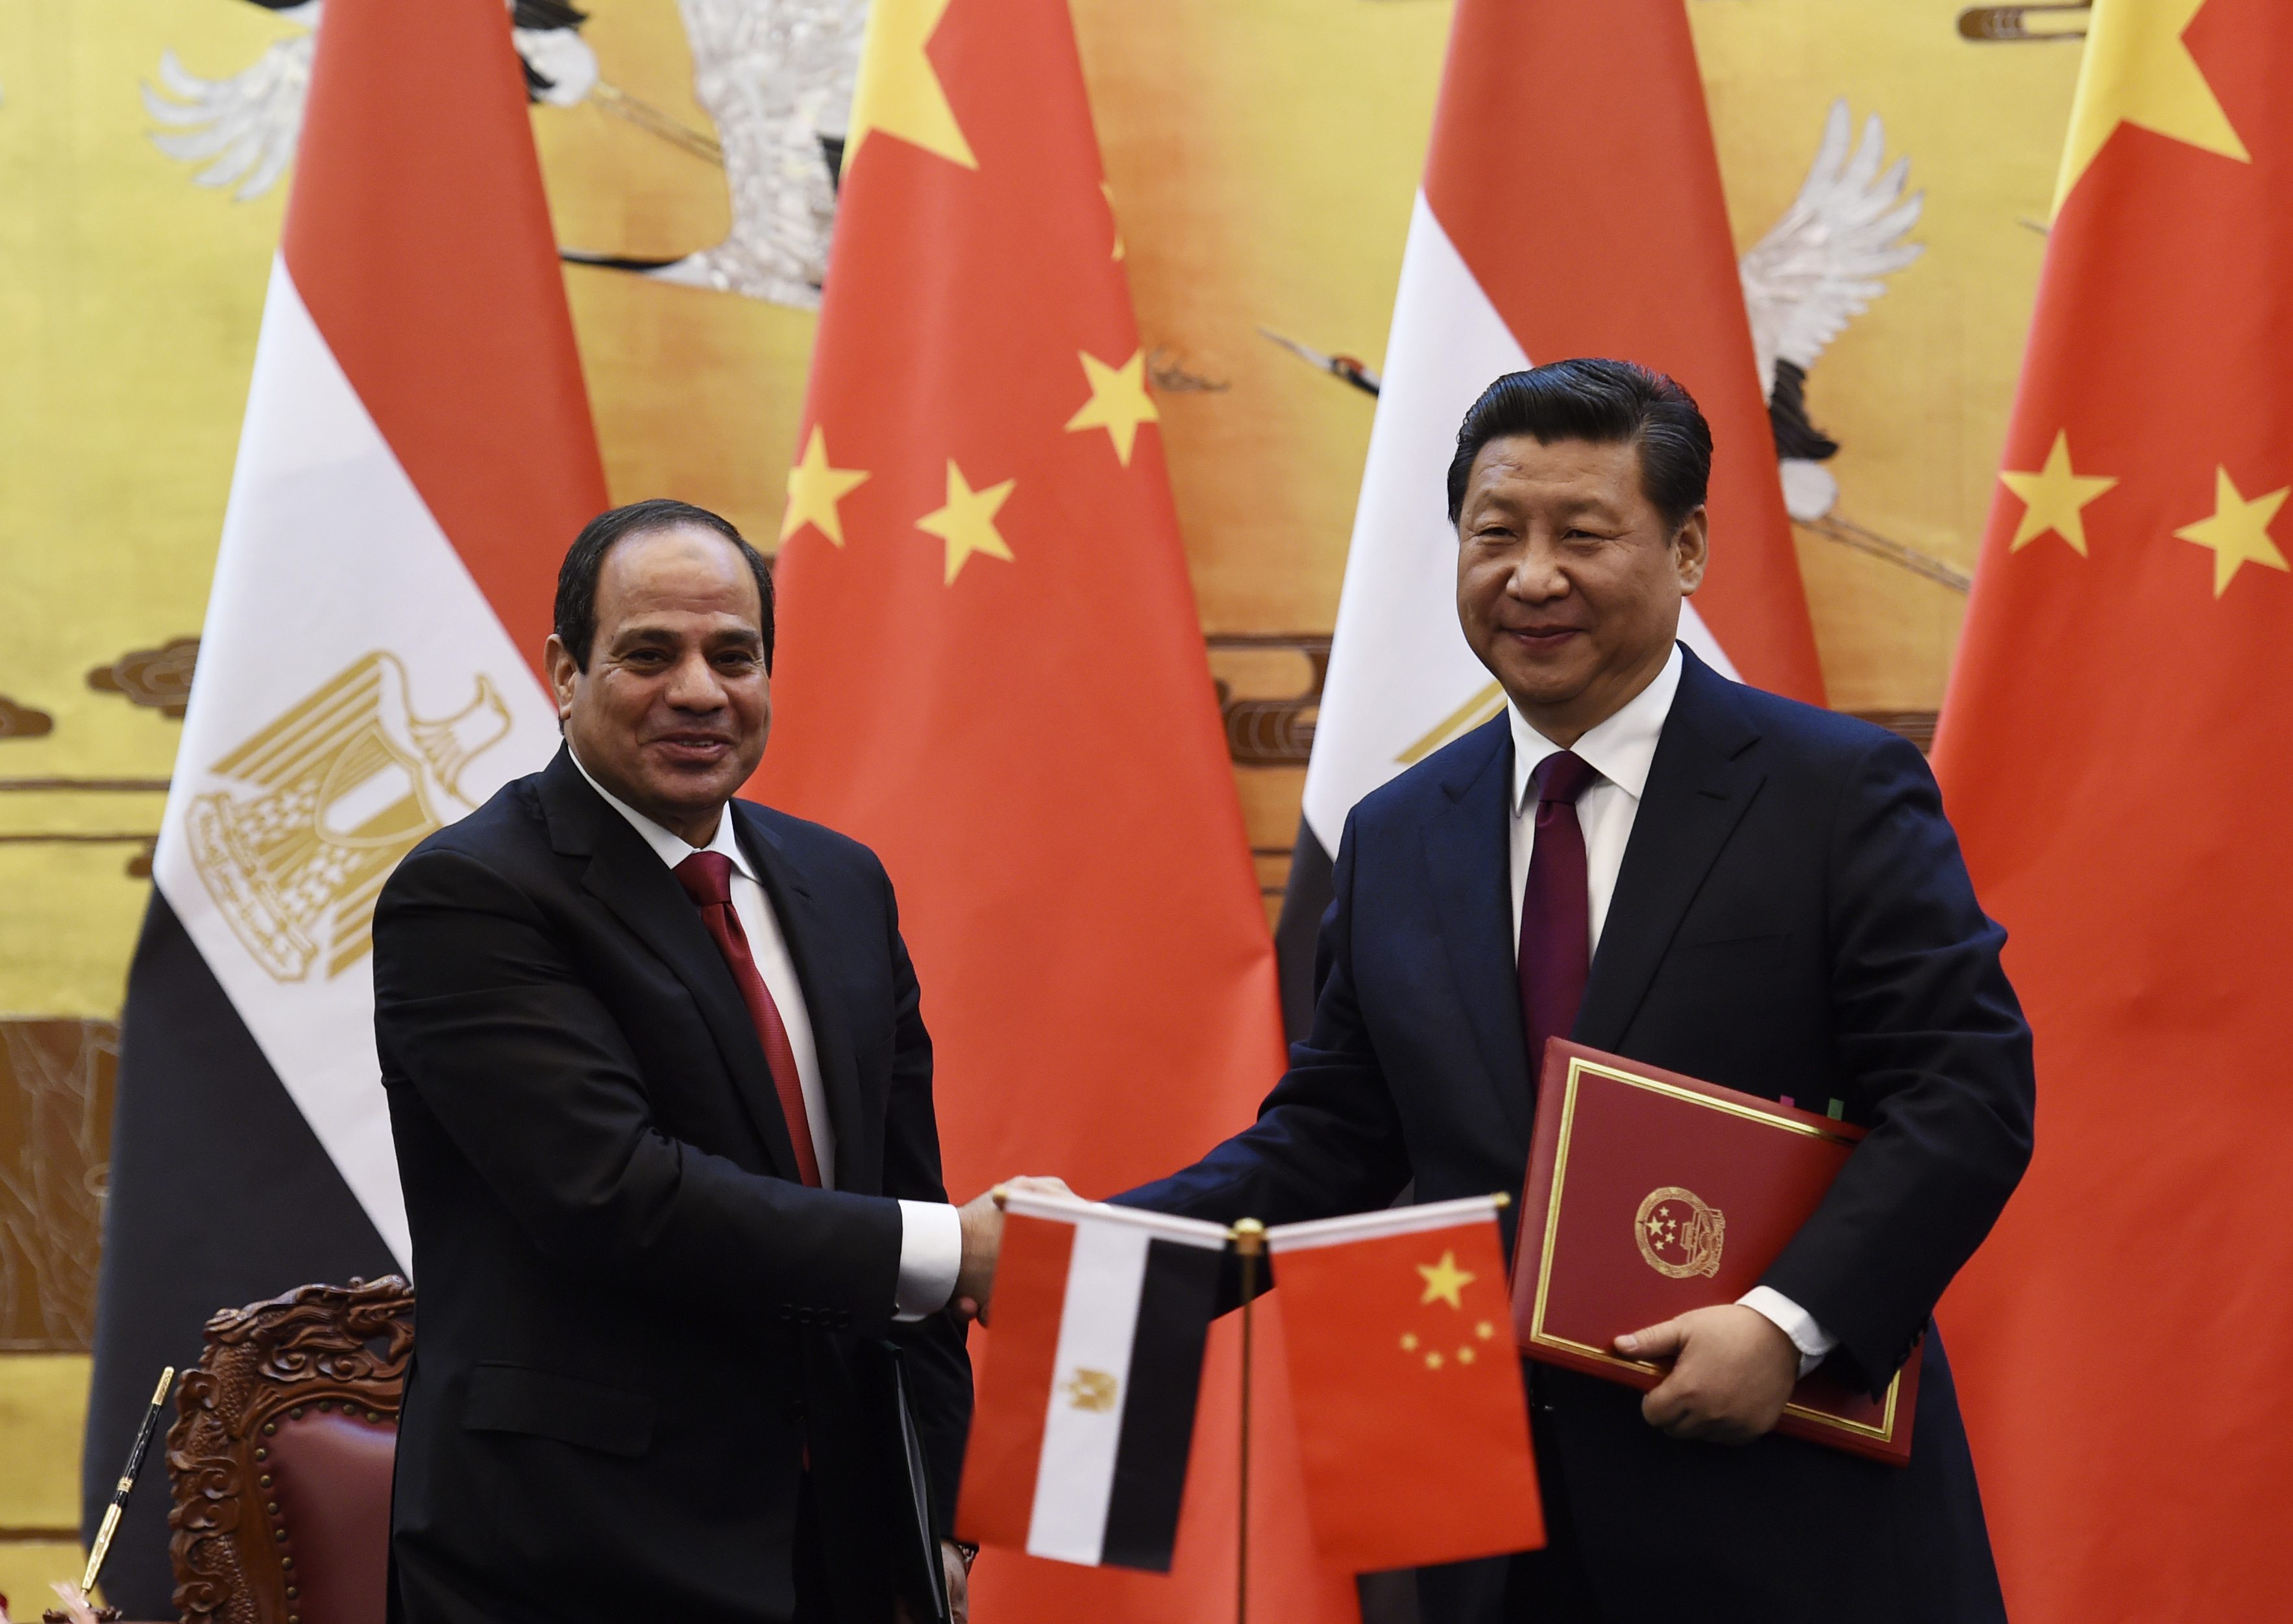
553, 498, 776, 671
1445, 358, 1713, 532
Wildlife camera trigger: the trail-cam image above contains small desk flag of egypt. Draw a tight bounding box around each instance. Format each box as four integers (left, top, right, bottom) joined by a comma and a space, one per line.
959, 1192, 1543, 1576
957, 1193, 1229, 1571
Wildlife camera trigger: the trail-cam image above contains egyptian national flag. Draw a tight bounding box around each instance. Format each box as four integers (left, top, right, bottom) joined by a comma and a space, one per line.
1933, 3, 2293, 1617
956, 1192, 1229, 1572
1273, 0, 1824, 1035
1266, 1198, 1541, 1574
83, 0, 606, 1610
761, 0, 1350, 1617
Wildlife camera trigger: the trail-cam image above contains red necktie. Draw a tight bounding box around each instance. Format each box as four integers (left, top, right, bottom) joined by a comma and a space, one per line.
1518, 750, 1599, 1079
674, 850, 824, 1188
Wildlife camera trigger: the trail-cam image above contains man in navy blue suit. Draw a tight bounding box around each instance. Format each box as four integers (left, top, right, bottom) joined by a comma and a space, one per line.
1103, 361, 2033, 1621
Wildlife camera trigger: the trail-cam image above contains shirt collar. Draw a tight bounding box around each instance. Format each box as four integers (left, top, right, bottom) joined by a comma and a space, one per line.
568, 748, 756, 883
1508, 643, 1684, 816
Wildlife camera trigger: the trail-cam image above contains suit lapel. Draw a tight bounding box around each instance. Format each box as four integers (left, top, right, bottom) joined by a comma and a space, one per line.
538, 751, 805, 1183
1418, 718, 1538, 1145
735, 804, 872, 1195
1575, 651, 1766, 1052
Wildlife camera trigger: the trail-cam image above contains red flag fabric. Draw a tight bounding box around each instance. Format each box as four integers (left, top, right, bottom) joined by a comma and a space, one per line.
1266, 1201, 1543, 1575
1425, 0, 1824, 702
759, 0, 1349, 1617
1932, 1, 2293, 1616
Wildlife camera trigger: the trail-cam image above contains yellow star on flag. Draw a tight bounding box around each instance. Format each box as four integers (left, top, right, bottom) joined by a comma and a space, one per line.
2053, 0, 2249, 216
781, 426, 870, 547
917, 460, 1016, 584
1065, 349, 1159, 467
2000, 432, 2118, 556
2174, 467, 2290, 597
1417, 1249, 1475, 1310
843, 0, 977, 173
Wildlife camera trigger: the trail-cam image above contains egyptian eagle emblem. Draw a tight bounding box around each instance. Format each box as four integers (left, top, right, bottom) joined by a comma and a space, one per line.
184, 652, 510, 983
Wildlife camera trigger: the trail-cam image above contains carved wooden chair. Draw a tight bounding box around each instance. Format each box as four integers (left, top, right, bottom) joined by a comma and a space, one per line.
164, 1277, 413, 1624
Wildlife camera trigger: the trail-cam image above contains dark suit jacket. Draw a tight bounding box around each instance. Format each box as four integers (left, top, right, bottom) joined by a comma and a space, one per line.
1122, 648, 2033, 1624
373, 748, 970, 1624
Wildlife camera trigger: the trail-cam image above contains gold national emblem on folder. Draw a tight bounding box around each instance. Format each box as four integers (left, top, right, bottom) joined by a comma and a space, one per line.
186, 652, 510, 981
1634, 1186, 1726, 1279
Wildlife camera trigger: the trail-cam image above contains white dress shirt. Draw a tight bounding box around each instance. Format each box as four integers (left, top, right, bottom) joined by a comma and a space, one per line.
570, 753, 963, 1320
1506, 645, 1835, 1375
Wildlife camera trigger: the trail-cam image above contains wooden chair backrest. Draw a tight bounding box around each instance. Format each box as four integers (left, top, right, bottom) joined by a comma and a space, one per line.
165, 1276, 414, 1624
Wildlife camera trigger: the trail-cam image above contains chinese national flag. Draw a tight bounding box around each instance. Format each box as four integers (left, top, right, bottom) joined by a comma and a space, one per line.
1266, 1205, 1543, 1573
1932, 1, 2293, 1617
757, 0, 1350, 1619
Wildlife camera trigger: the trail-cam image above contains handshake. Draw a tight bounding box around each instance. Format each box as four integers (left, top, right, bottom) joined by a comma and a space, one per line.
950, 1175, 1073, 1321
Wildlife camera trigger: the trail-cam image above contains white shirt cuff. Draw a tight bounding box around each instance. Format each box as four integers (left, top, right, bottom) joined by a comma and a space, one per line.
894, 1200, 964, 1321
1737, 1285, 1836, 1378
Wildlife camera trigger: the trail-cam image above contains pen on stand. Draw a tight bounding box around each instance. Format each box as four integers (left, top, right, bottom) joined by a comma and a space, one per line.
79, 1366, 175, 1596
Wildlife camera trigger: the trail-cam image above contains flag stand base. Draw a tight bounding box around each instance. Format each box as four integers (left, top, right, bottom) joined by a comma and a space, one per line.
1232, 1217, 1267, 1624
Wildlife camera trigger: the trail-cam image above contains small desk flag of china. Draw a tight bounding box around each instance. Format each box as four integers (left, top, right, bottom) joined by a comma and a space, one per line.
1266, 1197, 1544, 1573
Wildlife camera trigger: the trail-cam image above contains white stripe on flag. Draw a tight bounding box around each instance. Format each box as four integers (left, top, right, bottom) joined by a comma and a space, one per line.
1026, 1219, 1152, 1564
154, 255, 561, 1272
1302, 193, 1522, 854
1003, 1189, 1230, 1249
1267, 1194, 1506, 1253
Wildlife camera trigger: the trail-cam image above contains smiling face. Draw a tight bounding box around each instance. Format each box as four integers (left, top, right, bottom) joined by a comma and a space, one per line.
1454, 434, 1708, 747
545, 524, 770, 845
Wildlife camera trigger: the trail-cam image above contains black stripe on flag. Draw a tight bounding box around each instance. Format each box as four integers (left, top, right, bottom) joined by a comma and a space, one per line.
84, 892, 397, 1618
1273, 814, 1336, 1042
1099, 1235, 1224, 1571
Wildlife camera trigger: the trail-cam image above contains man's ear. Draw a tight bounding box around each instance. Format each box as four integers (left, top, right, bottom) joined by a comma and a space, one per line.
1671, 507, 1710, 595
542, 633, 579, 724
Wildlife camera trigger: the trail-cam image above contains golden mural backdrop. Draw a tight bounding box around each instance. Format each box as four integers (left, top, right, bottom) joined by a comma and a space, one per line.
0, 0, 2081, 1346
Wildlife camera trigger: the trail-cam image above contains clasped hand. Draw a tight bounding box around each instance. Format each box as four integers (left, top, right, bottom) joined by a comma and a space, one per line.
1613, 1304, 1800, 1445
953, 1175, 1073, 1322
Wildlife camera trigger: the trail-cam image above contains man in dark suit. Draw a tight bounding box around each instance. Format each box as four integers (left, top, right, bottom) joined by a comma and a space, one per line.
373, 500, 1054, 1624
1106, 362, 2035, 1621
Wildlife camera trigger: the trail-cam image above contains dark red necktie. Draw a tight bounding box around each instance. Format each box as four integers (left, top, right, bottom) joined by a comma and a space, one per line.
675, 850, 823, 1187
1518, 751, 1599, 1076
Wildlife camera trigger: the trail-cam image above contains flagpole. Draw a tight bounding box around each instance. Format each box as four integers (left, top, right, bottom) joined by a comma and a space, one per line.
1231, 1217, 1266, 1624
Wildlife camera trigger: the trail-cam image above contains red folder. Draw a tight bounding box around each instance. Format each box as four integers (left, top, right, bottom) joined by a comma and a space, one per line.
1510, 1040, 1919, 1465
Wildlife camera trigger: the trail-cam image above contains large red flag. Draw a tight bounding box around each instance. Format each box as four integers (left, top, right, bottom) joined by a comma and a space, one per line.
759, 0, 1350, 1618
1933, 1, 2293, 1616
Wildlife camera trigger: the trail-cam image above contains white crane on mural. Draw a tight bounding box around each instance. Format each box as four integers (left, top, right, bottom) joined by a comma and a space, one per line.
1737, 99, 1926, 522
620, 0, 865, 308
142, 0, 864, 312
143, 1, 602, 202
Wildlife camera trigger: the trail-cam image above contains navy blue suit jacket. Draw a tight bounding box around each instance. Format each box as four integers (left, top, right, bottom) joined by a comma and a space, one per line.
1124, 648, 2032, 1622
